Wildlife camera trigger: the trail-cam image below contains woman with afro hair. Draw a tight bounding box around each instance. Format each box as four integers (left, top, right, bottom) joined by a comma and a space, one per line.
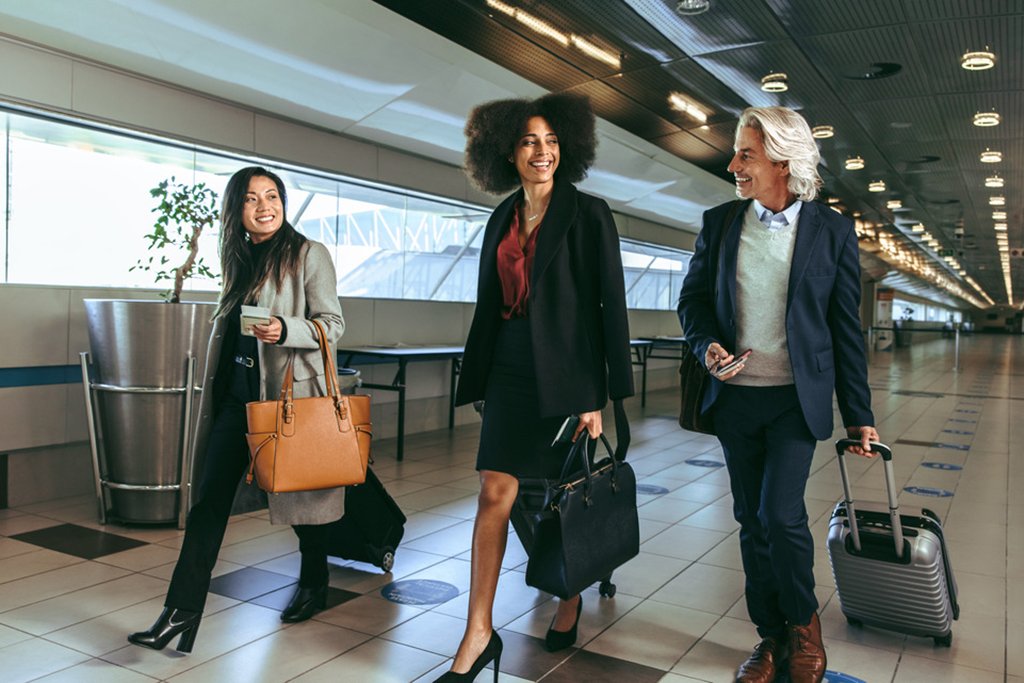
440, 93, 634, 681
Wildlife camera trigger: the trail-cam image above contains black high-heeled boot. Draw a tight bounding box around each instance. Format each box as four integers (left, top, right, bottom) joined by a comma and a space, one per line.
280, 584, 328, 623
544, 596, 582, 652
434, 630, 502, 682
128, 607, 202, 653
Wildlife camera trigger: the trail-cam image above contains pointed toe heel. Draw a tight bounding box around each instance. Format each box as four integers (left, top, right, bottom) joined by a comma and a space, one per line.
127, 607, 202, 653
434, 630, 503, 682
545, 596, 582, 652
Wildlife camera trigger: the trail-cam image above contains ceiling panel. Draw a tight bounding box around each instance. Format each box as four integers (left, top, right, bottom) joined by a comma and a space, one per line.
623, 0, 786, 56
763, 0, 907, 35
901, 0, 1024, 21
650, 130, 732, 168
847, 97, 948, 144
691, 40, 840, 110
910, 15, 1024, 94
799, 26, 934, 102
564, 80, 682, 140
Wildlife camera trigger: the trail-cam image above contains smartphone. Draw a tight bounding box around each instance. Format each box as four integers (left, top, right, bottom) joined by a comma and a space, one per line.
713, 349, 752, 378
551, 415, 581, 446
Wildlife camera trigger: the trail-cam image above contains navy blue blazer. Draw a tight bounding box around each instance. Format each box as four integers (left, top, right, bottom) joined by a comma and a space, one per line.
677, 199, 874, 440
455, 179, 634, 417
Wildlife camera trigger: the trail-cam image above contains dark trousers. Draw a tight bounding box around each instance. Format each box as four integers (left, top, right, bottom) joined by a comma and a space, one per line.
165, 402, 330, 612
713, 384, 818, 637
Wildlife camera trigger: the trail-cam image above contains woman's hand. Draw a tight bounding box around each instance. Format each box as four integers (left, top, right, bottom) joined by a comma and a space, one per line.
573, 410, 603, 441
252, 317, 283, 344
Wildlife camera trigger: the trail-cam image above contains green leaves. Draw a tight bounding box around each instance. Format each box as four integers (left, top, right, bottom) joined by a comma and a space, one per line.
133, 176, 221, 303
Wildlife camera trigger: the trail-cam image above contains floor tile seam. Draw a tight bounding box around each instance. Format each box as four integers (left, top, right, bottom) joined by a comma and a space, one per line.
169, 620, 373, 682
0, 554, 95, 594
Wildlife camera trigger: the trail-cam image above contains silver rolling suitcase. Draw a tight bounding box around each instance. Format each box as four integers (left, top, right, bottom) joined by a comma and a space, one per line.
827, 439, 959, 646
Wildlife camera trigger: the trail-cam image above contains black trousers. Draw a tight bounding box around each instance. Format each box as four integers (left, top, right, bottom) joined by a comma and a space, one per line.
165, 402, 330, 612
713, 383, 818, 637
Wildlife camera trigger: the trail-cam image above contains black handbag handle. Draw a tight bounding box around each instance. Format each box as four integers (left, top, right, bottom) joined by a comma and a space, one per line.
557, 432, 618, 493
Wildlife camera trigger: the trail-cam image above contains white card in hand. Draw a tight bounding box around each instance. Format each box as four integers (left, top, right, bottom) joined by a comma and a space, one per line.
240, 305, 271, 336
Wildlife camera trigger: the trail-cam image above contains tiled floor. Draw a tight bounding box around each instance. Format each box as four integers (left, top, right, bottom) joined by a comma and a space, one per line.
1, 334, 1020, 682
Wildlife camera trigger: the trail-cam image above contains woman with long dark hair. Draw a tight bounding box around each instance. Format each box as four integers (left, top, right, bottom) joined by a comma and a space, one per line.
128, 166, 345, 652
438, 93, 634, 681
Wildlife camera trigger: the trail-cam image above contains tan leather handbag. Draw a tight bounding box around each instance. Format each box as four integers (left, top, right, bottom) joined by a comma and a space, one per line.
245, 319, 372, 493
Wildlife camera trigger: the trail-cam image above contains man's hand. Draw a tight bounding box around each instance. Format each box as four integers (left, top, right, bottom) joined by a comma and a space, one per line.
705, 342, 745, 381
845, 426, 880, 457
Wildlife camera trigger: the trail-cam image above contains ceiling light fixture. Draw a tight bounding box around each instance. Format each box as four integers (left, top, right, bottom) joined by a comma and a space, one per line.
911, 223, 925, 233
961, 49, 996, 71
994, 222, 1007, 231
569, 34, 621, 69
980, 149, 1002, 163
973, 111, 1001, 127
811, 125, 834, 139
675, 0, 711, 15
985, 174, 1004, 188
989, 195, 1006, 206
887, 199, 902, 210
667, 92, 708, 124
993, 210, 1007, 220
868, 180, 886, 192
760, 72, 788, 92
845, 156, 865, 170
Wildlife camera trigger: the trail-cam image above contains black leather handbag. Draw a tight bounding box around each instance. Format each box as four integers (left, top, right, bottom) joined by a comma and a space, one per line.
678, 344, 715, 435
525, 432, 639, 600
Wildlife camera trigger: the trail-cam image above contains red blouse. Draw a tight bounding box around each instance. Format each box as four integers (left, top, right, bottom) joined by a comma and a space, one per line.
497, 207, 541, 319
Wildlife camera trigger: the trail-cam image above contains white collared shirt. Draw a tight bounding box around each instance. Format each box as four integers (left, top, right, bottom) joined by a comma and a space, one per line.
752, 199, 803, 233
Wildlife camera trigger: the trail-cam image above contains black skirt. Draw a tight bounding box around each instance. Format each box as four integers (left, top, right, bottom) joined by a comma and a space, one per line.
477, 318, 573, 479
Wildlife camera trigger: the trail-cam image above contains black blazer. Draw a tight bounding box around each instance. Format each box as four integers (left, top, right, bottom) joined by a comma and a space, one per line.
455, 180, 635, 417
677, 199, 874, 440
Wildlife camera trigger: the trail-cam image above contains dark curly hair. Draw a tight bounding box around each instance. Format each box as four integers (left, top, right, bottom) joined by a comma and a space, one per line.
464, 92, 596, 194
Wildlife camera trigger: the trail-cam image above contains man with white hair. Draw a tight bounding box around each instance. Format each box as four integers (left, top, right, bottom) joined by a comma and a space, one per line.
678, 107, 879, 683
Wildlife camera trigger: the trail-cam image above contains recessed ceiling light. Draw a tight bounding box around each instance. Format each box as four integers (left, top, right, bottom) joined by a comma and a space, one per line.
887, 199, 902, 209
761, 72, 788, 92
989, 196, 1006, 206
980, 149, 1002, 163
993, 210, 1007, 220
961, 49, 996, 71
811, 125, 834, 139
973, 111, 1000, 127
911, 223, 925, 233
985, 174, 1004, 188
826, 197, 840, 204
994, 222, 1007, 231
845, 156, 865, 170
868, 180, 886, 192
676, 0, 711, 15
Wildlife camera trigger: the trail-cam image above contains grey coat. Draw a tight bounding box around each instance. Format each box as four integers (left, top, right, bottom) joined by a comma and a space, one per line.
191, 239, 346, 525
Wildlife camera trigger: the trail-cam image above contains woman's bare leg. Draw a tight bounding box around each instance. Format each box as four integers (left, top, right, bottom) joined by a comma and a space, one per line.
449, 470, 518, 673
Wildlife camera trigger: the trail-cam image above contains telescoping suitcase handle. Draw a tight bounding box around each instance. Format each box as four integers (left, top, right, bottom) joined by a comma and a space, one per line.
833, 439, 905, 560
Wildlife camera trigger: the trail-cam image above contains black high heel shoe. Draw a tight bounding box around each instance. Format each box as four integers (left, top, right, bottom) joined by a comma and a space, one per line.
434, 630, 502, 682
545, 596, 582, 652
280, 584, 328, 623
128, 607, 202, 653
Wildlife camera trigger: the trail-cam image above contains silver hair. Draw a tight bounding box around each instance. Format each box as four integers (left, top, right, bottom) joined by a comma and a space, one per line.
736, 107, 822, 202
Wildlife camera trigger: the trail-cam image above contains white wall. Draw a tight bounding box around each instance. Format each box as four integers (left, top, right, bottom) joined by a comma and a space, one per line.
0, 37, 688, 507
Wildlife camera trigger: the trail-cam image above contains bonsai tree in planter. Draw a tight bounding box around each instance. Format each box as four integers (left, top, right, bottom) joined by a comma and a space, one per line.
131, 177, 220, 302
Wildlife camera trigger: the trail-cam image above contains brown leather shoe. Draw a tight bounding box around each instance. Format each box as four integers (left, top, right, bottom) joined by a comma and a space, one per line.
735, 635, 787, 683
787, 612, 826, 683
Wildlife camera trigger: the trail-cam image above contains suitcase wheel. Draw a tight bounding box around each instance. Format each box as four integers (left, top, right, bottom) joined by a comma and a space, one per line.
845, 616, 862, 628
599, 580, 616, 598
379, 548, 395, 573
934, 633, 952, 647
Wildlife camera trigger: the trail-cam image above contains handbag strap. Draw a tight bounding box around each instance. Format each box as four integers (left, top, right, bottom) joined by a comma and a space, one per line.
277, 318, 338, 404
557, 432, 618, 485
